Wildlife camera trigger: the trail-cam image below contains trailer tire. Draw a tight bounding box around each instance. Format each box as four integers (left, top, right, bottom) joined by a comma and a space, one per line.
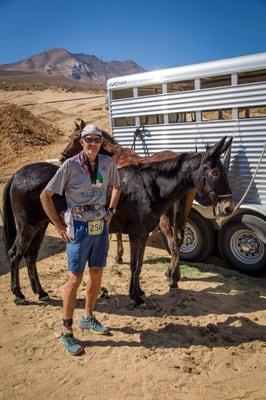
241, 214, 266, 243
218, 215, 266, 274
160, 210, 214, 262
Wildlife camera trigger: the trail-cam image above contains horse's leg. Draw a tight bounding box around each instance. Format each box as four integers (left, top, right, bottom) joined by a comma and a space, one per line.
8, 225, 38, 303
115, 233, 124, 264
159, 210, 174, 280
136, 241, 146, 297
24, 222, 49, 300
168, 188, 196, 290
168, 199, 183, 290
128, 233, 148, 306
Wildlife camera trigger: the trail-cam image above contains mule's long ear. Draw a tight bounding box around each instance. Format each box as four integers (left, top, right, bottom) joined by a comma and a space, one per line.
75, 121, 79, 129
80, 120, 86, 130
211, 136, 227, 155
218, 136, 233, 155
205, 136, 232, 159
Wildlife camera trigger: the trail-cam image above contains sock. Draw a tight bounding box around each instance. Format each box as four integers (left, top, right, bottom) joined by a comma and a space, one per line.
63, 318, 73, 329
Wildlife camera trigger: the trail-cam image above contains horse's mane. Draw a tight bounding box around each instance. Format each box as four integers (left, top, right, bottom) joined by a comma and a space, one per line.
101, 130, 119, 145
124, 152, 196, 174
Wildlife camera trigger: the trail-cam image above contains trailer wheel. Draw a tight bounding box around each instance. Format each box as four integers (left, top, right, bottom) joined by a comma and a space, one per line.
218, 214, 266, 274
160, 210, 214, 262
241, 214, 266, 243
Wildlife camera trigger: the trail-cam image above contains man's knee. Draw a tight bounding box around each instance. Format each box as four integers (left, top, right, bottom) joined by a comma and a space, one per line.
88, 267, 103, 284
90, 267, 103, 275
67, 272, 83, 288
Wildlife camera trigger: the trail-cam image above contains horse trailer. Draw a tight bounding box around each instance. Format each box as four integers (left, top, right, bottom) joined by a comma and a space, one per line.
107, 53, 266, 273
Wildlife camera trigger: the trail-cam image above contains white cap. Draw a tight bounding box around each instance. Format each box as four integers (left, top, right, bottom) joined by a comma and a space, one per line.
81, 124, 102, 138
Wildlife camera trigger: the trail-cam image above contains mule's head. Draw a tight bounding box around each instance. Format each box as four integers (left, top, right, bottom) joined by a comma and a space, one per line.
101, 131, 121, 156
59, 120, 120, 162
194, 136, 234, 217
59, 120, 85, 163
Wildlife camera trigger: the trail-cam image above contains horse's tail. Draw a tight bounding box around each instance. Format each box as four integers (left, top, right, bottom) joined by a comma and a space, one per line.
2, 176, 16, 254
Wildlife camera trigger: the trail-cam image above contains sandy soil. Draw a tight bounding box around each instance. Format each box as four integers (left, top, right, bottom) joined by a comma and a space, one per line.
1, 226, 266, 400
0, 88, 108, 176
0, 90, 266, 400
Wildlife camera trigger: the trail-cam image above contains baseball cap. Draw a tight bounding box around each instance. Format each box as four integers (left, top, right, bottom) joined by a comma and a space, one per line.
81, 124, 102, 139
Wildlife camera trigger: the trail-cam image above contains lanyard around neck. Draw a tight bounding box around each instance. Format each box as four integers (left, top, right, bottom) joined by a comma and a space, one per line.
84, 154, 99, 184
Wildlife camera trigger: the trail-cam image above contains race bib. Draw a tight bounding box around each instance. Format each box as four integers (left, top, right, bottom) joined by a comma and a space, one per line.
88, 220, 104, 236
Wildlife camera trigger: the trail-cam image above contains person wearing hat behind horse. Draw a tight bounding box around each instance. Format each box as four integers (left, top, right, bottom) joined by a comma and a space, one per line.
40, 124, 121, 355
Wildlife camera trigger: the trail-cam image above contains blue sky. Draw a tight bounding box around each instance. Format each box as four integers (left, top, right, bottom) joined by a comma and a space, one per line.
0, 0, 265, 70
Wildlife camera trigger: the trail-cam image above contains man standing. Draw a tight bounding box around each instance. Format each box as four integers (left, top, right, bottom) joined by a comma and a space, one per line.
40, 124, 121, 355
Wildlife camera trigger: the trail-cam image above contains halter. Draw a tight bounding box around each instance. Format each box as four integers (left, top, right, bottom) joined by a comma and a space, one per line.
198, 158, 232, 204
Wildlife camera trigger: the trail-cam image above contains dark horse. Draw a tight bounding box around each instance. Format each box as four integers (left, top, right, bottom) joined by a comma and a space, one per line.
2, 124, 117, 304
107, 138, 233, 305
3, 122, 233, 305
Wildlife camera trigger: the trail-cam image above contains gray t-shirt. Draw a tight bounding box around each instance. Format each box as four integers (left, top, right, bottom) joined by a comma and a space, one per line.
46, 152, 120, 221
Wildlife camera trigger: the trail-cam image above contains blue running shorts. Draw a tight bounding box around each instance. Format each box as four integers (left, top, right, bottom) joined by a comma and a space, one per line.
66, 219, 109, 273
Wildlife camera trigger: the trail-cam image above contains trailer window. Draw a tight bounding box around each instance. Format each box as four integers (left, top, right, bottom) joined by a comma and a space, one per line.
113, 117, 135, 127
138, 84, 163, 96
200, 75, 231, 89
139, 114, 164, 125
168, 112, 196, 123
238, 69, 266, 85
167, 80, 194, 93
201, 109, 232, 121
111, 88, 134, 100
238, 106, 266, 119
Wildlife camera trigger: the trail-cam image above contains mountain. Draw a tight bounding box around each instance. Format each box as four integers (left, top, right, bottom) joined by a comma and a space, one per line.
0, 48, 145, 89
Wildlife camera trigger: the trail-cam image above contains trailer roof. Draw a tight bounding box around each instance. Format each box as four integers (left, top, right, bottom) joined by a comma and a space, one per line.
107, 52, 266, 89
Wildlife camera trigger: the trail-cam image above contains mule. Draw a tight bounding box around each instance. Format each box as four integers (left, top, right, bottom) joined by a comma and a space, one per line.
107, 137, 233, 305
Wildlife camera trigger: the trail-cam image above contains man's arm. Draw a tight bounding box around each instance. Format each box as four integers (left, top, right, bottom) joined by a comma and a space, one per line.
108, 160, 121, 210
108, 186, 121, 209
105, 185, 121, 224
40, 188, 70, 242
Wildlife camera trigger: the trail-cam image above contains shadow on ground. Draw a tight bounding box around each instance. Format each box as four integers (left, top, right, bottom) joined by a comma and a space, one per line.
80, 315, 266, 349
0, 226, 65, 275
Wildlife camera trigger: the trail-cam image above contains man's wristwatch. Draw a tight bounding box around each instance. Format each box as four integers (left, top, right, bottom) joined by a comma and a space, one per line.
107, 207, 116, 216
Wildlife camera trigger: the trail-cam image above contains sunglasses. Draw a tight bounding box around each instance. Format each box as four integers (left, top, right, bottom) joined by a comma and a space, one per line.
84, 137, 102, 144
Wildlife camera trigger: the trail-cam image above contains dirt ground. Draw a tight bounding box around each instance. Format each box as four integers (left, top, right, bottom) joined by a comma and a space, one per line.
0, 89, 266, 400
0, 88, 108, 176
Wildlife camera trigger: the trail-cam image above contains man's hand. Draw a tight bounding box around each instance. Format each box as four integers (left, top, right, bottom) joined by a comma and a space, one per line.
55, 223, 70, 242
104, 212, 113, 225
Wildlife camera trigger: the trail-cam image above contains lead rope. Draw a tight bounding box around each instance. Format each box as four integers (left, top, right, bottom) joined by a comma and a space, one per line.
131, 126, 150, 157
142, 135, 150, 157
233, 142, 266, 212
228, 120, 265, 211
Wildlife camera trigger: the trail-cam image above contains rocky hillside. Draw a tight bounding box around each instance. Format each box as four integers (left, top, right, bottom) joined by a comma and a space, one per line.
0, 48, 145, 89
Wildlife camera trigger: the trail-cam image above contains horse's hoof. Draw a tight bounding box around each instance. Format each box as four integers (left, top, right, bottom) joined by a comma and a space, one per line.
168, 287, 178, 296
134, 299, 146, 308
139, 289, 146, 296
138, 302, 147, 308
115, 257, 123, 264
39, 293, 50, 301
14, 296, 27, 305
